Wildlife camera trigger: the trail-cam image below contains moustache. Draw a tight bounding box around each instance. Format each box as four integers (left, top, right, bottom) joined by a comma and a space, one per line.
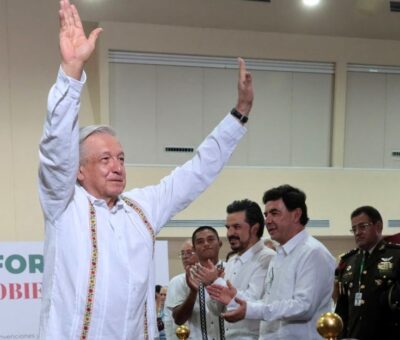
228, 236, 240, 242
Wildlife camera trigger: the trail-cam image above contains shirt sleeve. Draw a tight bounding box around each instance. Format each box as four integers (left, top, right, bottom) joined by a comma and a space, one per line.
206, 277, 228, 316
165, 275, 189, 310
38, 67, 86, 222
126, 113, 247, 233
246, 247, 335, 322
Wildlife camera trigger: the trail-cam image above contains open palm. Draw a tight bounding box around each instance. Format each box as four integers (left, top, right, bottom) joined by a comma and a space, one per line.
59, 0, 102, 78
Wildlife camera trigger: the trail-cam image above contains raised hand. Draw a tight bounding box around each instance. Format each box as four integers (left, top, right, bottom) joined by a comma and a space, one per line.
235, 57, 253, 116
59, 0, 102, 79
206, 280, 237, 305
221, 296, 247, 323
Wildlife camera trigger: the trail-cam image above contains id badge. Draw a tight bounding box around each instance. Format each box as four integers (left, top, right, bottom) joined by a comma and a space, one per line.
354, 292, 362, 306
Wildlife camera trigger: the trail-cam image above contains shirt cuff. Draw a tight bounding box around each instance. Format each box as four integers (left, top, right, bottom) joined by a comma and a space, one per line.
245, 301, 265, 320
57, 65, 86, 98
213, 277, 227, 286
223, 112, 247, 138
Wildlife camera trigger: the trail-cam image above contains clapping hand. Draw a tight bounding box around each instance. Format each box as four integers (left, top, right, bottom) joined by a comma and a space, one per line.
221, 296, 247, 323
206, 280, 237, 305
190, 260, 220, 286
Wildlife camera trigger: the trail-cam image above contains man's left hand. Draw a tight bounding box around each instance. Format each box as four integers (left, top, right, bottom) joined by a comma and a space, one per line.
235, 57, 253, 116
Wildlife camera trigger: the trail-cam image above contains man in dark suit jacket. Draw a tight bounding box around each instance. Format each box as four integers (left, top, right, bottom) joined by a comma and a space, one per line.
335, 206, 400, 340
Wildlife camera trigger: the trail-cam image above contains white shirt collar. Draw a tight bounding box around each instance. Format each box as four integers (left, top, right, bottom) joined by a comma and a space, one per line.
77, 184, 124, 212
236, 239, 264, 264
277, 229, 308, 256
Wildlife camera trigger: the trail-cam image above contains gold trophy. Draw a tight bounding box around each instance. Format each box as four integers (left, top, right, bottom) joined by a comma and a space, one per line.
316, 312, 343, 340
176, 325, 190, 340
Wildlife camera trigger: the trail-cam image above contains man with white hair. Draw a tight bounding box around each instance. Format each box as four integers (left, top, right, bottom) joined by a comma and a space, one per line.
38, 1, 253, 339
164, 239, 198, 339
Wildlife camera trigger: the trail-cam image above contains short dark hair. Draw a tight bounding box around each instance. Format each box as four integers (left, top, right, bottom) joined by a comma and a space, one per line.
192, 226, 220, 245
351, 206, 382, 224
226, 199, 265, 238
155, 284, 162, 295
262, 184, 309, 226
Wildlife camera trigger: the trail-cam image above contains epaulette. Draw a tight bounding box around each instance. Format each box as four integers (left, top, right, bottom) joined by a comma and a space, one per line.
340, 248, 358, 260
383, 242, 400, 249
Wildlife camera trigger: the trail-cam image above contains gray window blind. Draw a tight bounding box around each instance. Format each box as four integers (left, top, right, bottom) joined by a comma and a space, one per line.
109, 52, 333, 167
345, 64, 400, 169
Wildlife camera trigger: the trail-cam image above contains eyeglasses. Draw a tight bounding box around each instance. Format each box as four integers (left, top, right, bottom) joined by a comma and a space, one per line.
349, 222, 373, 234
178, 250, 196, 259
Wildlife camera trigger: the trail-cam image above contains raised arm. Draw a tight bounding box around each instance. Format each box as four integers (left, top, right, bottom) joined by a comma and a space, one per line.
38, 0, 101, 221
127, 58, 254, 232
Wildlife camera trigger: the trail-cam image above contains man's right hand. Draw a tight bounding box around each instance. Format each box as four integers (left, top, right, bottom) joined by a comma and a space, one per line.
185, 264, 200, 292
59, 0, 102, 79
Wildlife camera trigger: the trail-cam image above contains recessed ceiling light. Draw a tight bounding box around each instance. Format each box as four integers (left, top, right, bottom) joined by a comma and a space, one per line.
303, 0, 320, 7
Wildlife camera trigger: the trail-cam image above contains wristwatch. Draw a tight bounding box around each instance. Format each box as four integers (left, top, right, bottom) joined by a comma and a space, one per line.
230, 108, 248, 124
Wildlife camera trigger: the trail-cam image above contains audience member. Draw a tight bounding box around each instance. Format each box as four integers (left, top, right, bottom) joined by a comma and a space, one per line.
207, 199, 275, 339
335, 206, 400, 340
165, 239, 198, 339
166, 227, 224, 339
155, 285, 168, 340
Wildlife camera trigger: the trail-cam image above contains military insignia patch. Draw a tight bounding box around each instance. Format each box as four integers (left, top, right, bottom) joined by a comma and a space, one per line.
378, 259, 393, 271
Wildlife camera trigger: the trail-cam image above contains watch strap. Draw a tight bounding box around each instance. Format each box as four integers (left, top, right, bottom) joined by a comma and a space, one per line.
230, 108, 248, 123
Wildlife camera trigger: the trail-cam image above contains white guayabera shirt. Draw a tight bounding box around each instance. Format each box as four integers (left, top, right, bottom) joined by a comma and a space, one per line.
166, 262, 224, 340
208, 240, 276, 339
246, 230, 335, 340
38, 68, 246, 340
